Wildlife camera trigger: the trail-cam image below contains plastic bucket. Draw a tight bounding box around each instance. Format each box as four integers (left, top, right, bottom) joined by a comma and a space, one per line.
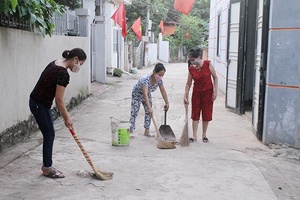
110, 117, 130, 146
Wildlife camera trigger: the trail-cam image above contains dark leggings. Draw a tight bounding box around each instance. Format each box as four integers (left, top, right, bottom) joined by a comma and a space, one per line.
29, 98, 55, 168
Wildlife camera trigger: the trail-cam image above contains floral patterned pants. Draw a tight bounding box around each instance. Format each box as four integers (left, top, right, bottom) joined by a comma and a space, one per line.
130, 90, 152, 131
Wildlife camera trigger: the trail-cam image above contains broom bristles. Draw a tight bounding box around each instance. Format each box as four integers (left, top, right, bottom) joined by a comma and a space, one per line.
94, 169, 113, 180
178, 106, 189, 147
178, 120, 189, 146
157, 140, 176, 149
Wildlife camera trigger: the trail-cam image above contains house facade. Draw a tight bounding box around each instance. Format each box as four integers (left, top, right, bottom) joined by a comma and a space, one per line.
209, 0, 300, 148
0, 0, 132, 152
79, 0, 131, 83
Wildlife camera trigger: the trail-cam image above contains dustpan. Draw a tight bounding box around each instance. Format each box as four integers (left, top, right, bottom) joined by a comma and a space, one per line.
151, 115, 176, 150
159, 110, 176, 142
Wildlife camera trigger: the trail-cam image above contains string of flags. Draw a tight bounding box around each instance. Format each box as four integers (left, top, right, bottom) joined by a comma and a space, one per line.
111, 0, 195, 38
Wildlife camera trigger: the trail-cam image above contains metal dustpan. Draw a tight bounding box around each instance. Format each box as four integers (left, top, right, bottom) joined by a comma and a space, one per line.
159, 110, 176, 142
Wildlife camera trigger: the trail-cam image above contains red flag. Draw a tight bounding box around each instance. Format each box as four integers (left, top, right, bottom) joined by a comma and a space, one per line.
159, 20, 164, 36
174, 0, 195, 15
131, 17, 142, 39
111, 2, 127, 37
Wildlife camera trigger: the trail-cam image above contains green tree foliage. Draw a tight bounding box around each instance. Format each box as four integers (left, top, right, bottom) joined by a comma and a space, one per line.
0, 0, 65, 37
0, 0, 18, 14
126, 0, 174, 40
165, 0, 210, 55
126, 0, 210, 60
54, 0, 81, 10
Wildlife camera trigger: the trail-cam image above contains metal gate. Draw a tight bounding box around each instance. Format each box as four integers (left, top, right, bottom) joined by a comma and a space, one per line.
226, 0, 246, 113
253, 0, 270, 138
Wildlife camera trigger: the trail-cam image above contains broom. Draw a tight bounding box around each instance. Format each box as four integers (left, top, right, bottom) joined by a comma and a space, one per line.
69, 129, 113, 180
178, 105, 189, 147
151, 115, 176, 149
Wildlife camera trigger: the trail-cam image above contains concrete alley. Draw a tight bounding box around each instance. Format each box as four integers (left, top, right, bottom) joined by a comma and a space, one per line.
0, 63, 299, 200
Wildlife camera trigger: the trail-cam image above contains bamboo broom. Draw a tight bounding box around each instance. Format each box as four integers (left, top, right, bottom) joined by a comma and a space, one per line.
69, 129, 113, 180
178, 105, 189, 147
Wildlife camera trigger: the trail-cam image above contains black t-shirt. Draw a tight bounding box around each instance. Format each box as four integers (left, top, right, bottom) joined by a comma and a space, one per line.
30, 61, 70, 108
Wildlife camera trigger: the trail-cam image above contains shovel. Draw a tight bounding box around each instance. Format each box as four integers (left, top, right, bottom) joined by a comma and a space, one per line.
159, 110, 176, 142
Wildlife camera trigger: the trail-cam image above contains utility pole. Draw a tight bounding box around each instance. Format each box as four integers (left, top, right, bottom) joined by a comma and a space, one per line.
145, 5, 150, 41
93, 0, 106, 83
143, 5, 150, 67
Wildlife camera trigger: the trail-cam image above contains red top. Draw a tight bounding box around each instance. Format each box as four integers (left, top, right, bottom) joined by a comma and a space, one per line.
188, 60, 213, 92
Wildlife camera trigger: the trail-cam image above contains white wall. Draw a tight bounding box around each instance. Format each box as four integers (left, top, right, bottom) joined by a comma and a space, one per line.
106, 2, 126, 71
158, 34, 169, 63
145, 43, 158, 66
106, 2, 115, 71
0, 27, 90, 133
208, 0, 229, 93
83, 0, 95, 27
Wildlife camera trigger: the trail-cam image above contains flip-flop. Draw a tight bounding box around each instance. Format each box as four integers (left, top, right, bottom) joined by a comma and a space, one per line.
202, 137, 209, 143
189, 138, 197, 143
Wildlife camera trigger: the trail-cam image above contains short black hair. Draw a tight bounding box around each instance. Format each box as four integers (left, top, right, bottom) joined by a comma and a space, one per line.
189, 48, 203, 59
153, 63, 166, 73
189, 50, 199, 59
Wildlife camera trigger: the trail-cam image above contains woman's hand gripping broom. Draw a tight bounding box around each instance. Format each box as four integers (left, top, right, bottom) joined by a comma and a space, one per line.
69, 129, 113, 180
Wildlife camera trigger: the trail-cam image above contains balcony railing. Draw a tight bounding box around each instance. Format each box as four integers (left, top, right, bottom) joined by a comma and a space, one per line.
53, 12, 88, 37
0, 14, 31, 31
0, 13, 87, 37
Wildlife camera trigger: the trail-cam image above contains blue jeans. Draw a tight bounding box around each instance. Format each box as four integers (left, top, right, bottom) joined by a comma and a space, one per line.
29, 98, 55, 168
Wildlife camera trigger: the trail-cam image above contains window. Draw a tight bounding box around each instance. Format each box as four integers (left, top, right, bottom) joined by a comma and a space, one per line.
216, 12, 221, 57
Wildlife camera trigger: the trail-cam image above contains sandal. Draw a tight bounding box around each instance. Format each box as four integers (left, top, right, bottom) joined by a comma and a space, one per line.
130, 135, 135, 139
189, 138, 197, 143
202, 137, 209, 143
42, 167, 65, 178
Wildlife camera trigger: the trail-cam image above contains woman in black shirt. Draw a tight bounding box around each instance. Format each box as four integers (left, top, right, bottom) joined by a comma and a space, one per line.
29, 48, 86, 178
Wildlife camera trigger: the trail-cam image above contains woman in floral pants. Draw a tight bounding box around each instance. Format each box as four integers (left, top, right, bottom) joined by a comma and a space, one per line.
130, 63, 169, 137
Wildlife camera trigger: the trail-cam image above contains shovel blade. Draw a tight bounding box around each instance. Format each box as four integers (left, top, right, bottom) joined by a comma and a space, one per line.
159, 125, 176, 141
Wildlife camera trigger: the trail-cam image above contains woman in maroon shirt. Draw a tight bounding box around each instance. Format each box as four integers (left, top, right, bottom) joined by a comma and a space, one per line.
29, 48, 86, 178
184, 50, 218, 143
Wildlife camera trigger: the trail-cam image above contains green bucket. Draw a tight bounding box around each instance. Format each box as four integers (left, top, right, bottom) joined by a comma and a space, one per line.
110, 117, 130, 146
113, 128, 130, 146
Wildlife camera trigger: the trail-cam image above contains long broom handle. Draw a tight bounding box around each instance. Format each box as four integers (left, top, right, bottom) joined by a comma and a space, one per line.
69, 129, 96, 171
185, 105, 188, 120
